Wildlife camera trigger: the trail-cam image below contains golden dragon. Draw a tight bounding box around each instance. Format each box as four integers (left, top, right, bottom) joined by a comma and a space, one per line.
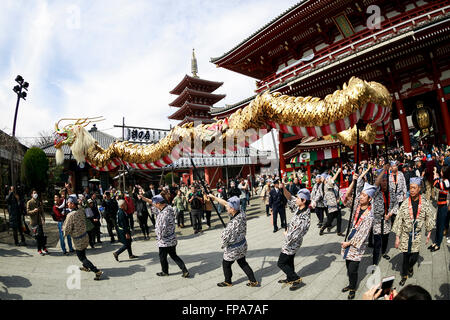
53, 76, 392, 169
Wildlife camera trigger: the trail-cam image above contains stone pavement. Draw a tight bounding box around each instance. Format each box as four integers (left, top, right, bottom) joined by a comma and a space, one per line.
0, 196, 449, 300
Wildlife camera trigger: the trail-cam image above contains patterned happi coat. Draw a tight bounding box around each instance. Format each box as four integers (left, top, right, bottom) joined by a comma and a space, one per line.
221, 211, 247, 262
341, 178, 374, 262
372, 185, 398, 235
311, 182, 325, 208
390, 171, 407, 205
155, 205, 177, 248
391, 196, 435, 253
281, 198, 311, 255
63, 208, 89, 251
324, 180, 340, 213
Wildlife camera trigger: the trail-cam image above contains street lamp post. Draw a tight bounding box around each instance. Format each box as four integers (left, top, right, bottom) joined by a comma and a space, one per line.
10, 75, 29, 186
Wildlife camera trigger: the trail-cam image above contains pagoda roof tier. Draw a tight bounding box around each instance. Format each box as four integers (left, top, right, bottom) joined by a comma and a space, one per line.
168, 102, 212, 120
169, 87, 225, 107
178, 116, 215, 126
170, 74, 224, 95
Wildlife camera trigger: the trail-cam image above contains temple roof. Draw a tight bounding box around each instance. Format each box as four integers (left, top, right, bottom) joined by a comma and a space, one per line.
284, 138, 341, 158
170, 74, 224, 95
210, 1, 309, 65
169, 87, 226, 107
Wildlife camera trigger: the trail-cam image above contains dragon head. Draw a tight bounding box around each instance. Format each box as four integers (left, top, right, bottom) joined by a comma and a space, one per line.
53, 117, 105, 165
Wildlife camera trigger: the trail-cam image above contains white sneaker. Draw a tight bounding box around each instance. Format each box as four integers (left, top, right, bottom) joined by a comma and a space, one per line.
447, 237, 450, 244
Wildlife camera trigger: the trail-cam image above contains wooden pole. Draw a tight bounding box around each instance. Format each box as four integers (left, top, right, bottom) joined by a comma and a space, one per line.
270, 130, 282, 180
307, 163, 311, 189
345, 126, 360, 241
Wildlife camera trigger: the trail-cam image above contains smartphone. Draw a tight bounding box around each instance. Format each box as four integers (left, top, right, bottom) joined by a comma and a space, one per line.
381, 275, 395, 296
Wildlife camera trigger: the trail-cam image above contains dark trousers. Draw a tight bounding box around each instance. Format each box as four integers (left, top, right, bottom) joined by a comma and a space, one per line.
149, 214, 156, 227
401, 252, 419, 277
434, 205, 447, 246
265, 204, 270, 216
12, 226, 25, 245
222, 257, 256, 284
93, 222, 101, 243
345, 260, 360, 290
315, 207, 326, 224
128, 214, 134, 231
277, 252, 300, 282
105, 218, 116, 241
159, 246, 187, 274
87, 230, 95, 248
137, 213, 149, 237
76, 249, 99, 273
372, 233, 389, 265
205, 210, 211, 227
272, 205, 286, 230
323, 209, 341, 233
35, 225, 47, 251
115, 238, 133, 257
191, 209, 203, 231
177, 210, 185, 226
445, 209, 449, 231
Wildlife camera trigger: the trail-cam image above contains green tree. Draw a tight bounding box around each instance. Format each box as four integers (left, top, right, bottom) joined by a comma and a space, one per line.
21, 147, 49, 193
164, 172, 178, 185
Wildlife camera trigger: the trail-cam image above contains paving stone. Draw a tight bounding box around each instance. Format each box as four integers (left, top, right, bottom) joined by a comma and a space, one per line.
0, 196, 448, 300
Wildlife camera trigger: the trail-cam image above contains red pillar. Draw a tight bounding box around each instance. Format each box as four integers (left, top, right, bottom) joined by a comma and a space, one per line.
189, 168, 194, 185
436, 83, 450, 146
278, 131, 286, 178
394, 92, 412, 153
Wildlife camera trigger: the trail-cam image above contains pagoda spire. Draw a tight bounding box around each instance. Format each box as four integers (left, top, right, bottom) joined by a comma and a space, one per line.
191, 48, 199, 78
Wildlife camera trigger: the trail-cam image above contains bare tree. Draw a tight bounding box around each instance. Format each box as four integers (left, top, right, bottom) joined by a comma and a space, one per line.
32, 129, 54, 148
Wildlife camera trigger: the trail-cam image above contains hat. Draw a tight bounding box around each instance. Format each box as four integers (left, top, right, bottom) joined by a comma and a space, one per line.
273, 180, 280, 184
362, 182, 377, 198
227, 196, 240, 211
87, 199, 93, 203
410, 177, 422, 186
67, 196, 78, 205
296, 188, 311, 201
427, 154, 432, 160
151, 195, 165, 204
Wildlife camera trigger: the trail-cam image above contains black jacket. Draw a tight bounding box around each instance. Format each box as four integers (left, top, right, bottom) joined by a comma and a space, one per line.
287, 183, 299, 196
102, 198, 118, 220
269, 188, 287, 209
227, 187, 241, 198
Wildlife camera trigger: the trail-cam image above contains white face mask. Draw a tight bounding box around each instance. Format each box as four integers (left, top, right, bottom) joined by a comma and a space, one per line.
33, 193, 38, 199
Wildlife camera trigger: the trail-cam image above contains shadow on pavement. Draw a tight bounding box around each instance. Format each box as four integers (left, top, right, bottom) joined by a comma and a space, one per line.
388, 252, 424, 272
434, 283, 450, 300
0, 275, 32, 300
0, 247, 33, 257
296, 255, 337, 278
99, 264, 146, 279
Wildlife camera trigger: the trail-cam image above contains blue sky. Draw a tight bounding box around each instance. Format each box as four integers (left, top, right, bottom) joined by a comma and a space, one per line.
0, 0, 296, 147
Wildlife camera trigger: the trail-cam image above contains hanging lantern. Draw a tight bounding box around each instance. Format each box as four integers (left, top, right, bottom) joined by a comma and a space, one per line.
412, 101, 432, 135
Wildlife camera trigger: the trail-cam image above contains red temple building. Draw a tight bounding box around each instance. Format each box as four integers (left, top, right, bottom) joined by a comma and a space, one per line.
210, 0, 450, 174
169, 49, 225, 126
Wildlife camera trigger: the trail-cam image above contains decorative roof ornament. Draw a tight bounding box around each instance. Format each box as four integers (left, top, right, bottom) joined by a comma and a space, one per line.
191, 48, 199, 78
